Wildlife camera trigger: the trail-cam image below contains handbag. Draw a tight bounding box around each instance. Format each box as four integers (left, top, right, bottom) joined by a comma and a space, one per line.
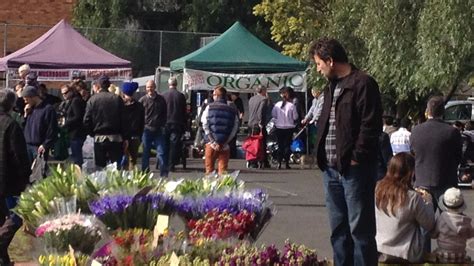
30, 153, 46, 183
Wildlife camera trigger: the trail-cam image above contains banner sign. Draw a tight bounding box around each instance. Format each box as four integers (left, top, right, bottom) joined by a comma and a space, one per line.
183, 68, 307, 92
7, 68, 132, 82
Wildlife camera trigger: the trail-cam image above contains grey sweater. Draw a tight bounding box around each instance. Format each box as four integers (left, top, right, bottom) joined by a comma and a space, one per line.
376, 190, 435, 262
432, 211, 474, 253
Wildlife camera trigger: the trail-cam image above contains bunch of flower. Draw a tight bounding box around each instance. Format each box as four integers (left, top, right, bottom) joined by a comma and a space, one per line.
15, 164, 98, 228
89, 193, 175, 230
38, 253, 89, 266
217, 240, 321, 265
94, 228, 188, 265
187, 209, 255, 244
89, 167, 163, 196
171, 174, 244, 197
279, 240, 321, 265
35, 213, 103, 255
175, 190, 268, 220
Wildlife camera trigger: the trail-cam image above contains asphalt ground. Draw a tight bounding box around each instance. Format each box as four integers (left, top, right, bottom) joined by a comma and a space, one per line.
165, 158, 474, 261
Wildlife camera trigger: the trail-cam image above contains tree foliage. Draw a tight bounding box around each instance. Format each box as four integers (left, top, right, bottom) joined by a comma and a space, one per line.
254, 0, 473, 114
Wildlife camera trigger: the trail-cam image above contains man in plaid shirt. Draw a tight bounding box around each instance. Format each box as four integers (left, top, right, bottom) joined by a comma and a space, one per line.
312, 38, 383, 266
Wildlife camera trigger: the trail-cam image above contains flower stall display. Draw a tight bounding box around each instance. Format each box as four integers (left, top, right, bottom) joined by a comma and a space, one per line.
12, 164, 328, 265
35, 213, 104, 255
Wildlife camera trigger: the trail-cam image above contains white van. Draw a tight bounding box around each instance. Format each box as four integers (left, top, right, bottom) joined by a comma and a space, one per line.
444, 100, 474, 123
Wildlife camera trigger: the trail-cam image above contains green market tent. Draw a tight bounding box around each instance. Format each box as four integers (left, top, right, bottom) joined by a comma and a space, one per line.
170, 22, 308, 73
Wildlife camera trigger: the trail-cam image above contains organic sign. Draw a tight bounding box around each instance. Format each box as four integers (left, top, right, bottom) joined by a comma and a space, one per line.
183, 68, 307, 92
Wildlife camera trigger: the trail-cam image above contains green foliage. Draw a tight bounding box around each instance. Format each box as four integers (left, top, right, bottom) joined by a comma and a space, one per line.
254, 0, 474, 114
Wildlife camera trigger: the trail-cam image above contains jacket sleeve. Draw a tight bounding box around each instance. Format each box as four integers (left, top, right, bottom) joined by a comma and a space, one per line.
6, 122, 31, 194
201, 106, 214, 143
42, 107, 59, 150
413, 194, 435, 233
83, 99, 94, 136
138, 103, 145, 137
352, 77, 383, 163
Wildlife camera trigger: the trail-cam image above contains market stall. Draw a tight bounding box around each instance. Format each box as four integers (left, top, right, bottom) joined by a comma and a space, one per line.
0, 19, 131, 88
170, 21, 308, 93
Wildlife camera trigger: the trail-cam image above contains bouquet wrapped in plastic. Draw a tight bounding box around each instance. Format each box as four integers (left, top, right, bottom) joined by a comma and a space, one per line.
35, 213, 105, 255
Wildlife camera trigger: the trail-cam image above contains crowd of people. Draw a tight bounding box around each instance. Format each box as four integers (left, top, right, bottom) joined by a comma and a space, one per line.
0, 37, 473, 265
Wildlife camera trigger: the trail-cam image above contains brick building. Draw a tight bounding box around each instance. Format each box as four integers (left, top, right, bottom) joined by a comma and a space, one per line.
0, 0, 76, 56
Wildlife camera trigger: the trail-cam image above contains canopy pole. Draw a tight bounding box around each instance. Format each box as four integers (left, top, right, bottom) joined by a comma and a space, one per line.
305, 89, 309, 155
3, 23, 7, 57
159, 31, 163, 67
5, 69, 9, 89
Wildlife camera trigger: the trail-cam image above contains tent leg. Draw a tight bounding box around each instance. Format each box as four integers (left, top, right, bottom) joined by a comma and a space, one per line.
305, 90, 309, 155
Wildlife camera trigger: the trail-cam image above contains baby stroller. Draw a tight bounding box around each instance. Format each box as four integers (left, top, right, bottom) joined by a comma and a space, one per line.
289, 126, 307, 164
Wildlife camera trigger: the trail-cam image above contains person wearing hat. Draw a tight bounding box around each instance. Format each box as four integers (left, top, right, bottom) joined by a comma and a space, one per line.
432, 187, 474, 263
60, 84, 87, 167
83, 75, 126, 169
120, 82, 144, 170
162, 76, 187, 171
22, 85, 59, 166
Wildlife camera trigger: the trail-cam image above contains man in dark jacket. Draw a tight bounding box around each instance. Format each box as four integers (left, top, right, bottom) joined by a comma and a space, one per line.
139, 80, 169, 177
0, 89, 30, 265
162, 77, 186, 171
83, 75, 126, 169
201, 86, 239, 175
22, 85, 59, 164
247, 85, 272, 168
60, 84, 86, 167
411, 96, 462, 203
120, 82, 144, 170
312, 38, 382, 266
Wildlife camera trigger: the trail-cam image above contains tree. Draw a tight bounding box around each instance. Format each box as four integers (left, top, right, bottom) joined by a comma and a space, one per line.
254, 0, 474, 115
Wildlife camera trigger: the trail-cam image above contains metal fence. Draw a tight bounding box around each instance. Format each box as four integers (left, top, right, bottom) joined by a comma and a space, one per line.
0, 23, 219, 77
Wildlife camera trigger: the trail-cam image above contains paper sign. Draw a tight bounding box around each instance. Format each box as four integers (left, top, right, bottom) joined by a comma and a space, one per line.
91, 260, 103, 266
152, 214, 169, 248
169, 252, 180, 266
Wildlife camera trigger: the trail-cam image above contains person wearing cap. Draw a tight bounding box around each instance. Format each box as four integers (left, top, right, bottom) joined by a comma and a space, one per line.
139, 80, 169, 177
120, 82, 144, 170
431, 187, 474, 263
162, 77, 186, 172
83, 75, 126, 169
0, 89, 31, 265
60, 84, 87, 167
22, 85, 59, 166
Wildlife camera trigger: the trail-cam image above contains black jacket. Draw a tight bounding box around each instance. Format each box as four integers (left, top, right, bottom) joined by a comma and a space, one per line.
123, 101, 145, 139
23, 101, 59, 150
139, 93, 167, 132
411, 119, 462, 189
315, 67, 383, 174
0, 112, 30, 196
83, 90, 125, 136
62, 95, 86, 139
162, 89, 186, 127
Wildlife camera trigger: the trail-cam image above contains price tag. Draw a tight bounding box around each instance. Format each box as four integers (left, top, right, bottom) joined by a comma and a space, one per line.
152, 214, 169, 248
169, 252, 180, 266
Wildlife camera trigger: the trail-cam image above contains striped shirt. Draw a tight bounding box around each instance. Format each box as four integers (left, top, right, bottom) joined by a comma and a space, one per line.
325, 85, 341, 167
390, 127, 411, 154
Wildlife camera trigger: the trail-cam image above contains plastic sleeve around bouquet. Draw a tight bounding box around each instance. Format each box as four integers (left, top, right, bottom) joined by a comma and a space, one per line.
34, 213, 108, 256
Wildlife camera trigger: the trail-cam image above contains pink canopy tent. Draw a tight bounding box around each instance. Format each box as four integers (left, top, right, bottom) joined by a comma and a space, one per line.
0, 19, 132, 86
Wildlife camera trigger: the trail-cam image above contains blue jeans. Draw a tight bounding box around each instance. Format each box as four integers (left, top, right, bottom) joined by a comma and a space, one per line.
323, 164, 377, 266
142, 128, 169, 177
70, 138, 85, 167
